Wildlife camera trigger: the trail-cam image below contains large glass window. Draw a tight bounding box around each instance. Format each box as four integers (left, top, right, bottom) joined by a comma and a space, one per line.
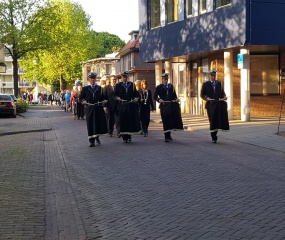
199, 0, 207, 14
186, 0, 193, 16
215, 0, 231, 8
149, 0, 160, 28
166, 0, 179, 23
250, 55, 279, 95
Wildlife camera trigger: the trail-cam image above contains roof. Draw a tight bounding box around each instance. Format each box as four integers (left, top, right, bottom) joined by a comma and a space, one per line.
118, 35, 140, 57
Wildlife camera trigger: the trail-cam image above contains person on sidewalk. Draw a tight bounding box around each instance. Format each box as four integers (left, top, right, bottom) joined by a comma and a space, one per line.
79, 72, 108, 147
139, 79, 154, 137
153, 73, 183, 142
114, 71, 141, 143
200, 70, 229, 143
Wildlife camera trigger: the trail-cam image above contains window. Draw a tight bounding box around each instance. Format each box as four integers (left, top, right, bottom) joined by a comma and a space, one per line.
250, 55, 279, 95
190, 62, 198, 97
178, 65, 184, 96
95, 65, 100, 77
186, 0, 193, 16
149, 0, 160, 28
105, 63, 112, 75
199, 0, 207, 14
166, 0, 179, 23
215, 0, 231, 8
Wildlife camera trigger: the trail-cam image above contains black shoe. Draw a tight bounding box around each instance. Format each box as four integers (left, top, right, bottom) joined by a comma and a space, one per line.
95, 137, 101, 144
165, 138, 169, 142
169, 136, 173, 141
144, 132, 147, 137
89, 143, 95, 147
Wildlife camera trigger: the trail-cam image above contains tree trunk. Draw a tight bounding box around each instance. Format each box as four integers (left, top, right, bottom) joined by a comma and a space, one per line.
12, 56, 19, 97
60, 74, 63, 91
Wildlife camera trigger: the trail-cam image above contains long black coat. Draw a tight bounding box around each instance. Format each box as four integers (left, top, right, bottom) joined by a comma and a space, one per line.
153, 83, 183, 132
200, 80, 229, 131
79, 85, 108, 138
114, 81, 141, 134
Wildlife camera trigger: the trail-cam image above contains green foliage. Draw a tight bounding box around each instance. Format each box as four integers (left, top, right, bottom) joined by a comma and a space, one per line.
15, 100, 29, 113
86, 31, 125, 58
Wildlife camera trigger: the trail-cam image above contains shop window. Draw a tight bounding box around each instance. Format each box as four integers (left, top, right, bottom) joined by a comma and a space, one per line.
179, 68, 184, 96
215, 0, 231, 8
149, 0, 160, 28
250, 55, 279, 95
166, 0, 179, 23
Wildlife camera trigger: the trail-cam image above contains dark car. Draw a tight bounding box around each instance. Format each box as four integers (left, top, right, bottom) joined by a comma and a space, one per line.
0, 94, 17, 118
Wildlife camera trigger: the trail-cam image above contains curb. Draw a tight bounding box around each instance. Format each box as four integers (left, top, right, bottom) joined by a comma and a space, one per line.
0, 128, 52, 136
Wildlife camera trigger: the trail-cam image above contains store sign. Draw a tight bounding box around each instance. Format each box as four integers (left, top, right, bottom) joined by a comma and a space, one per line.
237, 54, 250, 69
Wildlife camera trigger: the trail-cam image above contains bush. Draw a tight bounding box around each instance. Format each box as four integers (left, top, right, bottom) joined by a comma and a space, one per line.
15, 99, 29, 113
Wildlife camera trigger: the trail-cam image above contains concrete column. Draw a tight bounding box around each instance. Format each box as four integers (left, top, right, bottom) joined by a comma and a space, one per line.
165, 60, 173, 83
240, 49, 250, 121
155, 61, 162, 113
224, 50, 234, 120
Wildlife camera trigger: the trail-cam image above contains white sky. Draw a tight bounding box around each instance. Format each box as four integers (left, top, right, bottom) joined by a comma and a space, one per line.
75, 0, 139, 42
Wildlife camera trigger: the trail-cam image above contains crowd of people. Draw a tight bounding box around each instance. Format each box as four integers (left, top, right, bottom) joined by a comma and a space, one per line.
32, 70, 229, 147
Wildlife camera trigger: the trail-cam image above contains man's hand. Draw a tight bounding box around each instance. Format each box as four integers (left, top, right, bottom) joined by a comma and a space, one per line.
82, 100, 87, 105
159, 99, 164, 103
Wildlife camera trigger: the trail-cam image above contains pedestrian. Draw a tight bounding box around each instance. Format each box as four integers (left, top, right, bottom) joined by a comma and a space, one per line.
64, 90, 71, 112
153, 73, 183, 142
103, 75, 117, 137
200, 70, 229, 143
139, 79, 155, 137
76, 85, 85, 120
79, 72, 108, 147
114, 71, 141, 143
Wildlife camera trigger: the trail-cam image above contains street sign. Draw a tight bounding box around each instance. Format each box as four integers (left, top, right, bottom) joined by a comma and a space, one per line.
237, 53, 250, 69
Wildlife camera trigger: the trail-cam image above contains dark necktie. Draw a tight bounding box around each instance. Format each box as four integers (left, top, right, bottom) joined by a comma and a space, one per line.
91, 85, 95, 90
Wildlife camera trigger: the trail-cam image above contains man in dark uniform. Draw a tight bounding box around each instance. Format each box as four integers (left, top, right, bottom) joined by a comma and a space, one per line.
200, 70, 229, 143
114, 71, 141, 143
79, 72, 108, 147
103, 75, 117, 137
153, 73, 183, 142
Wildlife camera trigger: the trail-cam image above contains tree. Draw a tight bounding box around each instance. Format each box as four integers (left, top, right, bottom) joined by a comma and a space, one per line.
0, 0, 60, 96
21, 0, 91, 90
87, 31, 125, 58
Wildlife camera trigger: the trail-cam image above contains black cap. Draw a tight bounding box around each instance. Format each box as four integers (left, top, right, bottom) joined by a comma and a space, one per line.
120, 71, 128, 77
88, 72, 97, 78
208, 70, 217, 76
161, 73, 169, 78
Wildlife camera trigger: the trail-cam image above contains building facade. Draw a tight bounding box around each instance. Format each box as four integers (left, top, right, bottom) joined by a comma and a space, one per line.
81, 52, 120, 86
139, 0, 285, 120
117, 31, 156, 96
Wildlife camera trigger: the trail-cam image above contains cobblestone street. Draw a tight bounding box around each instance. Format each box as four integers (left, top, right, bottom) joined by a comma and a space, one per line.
1, 105, 285, 239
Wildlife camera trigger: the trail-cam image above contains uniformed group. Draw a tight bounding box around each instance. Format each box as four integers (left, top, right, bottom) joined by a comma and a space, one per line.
79, 70, 229, 147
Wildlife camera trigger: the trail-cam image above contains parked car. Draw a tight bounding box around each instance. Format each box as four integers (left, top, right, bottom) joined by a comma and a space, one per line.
2, 93, 17, 102
0, 94, 17, 118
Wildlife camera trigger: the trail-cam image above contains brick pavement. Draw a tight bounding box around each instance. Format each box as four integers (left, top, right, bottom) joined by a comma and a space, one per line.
1, 105, 285, 240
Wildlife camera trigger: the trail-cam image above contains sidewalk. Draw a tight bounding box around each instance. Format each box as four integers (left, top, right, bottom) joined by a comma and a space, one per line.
151, 112, 285, 153
0, 105, 52, 136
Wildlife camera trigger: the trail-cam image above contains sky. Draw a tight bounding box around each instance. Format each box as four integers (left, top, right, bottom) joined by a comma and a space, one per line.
75, 0, 139, 42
